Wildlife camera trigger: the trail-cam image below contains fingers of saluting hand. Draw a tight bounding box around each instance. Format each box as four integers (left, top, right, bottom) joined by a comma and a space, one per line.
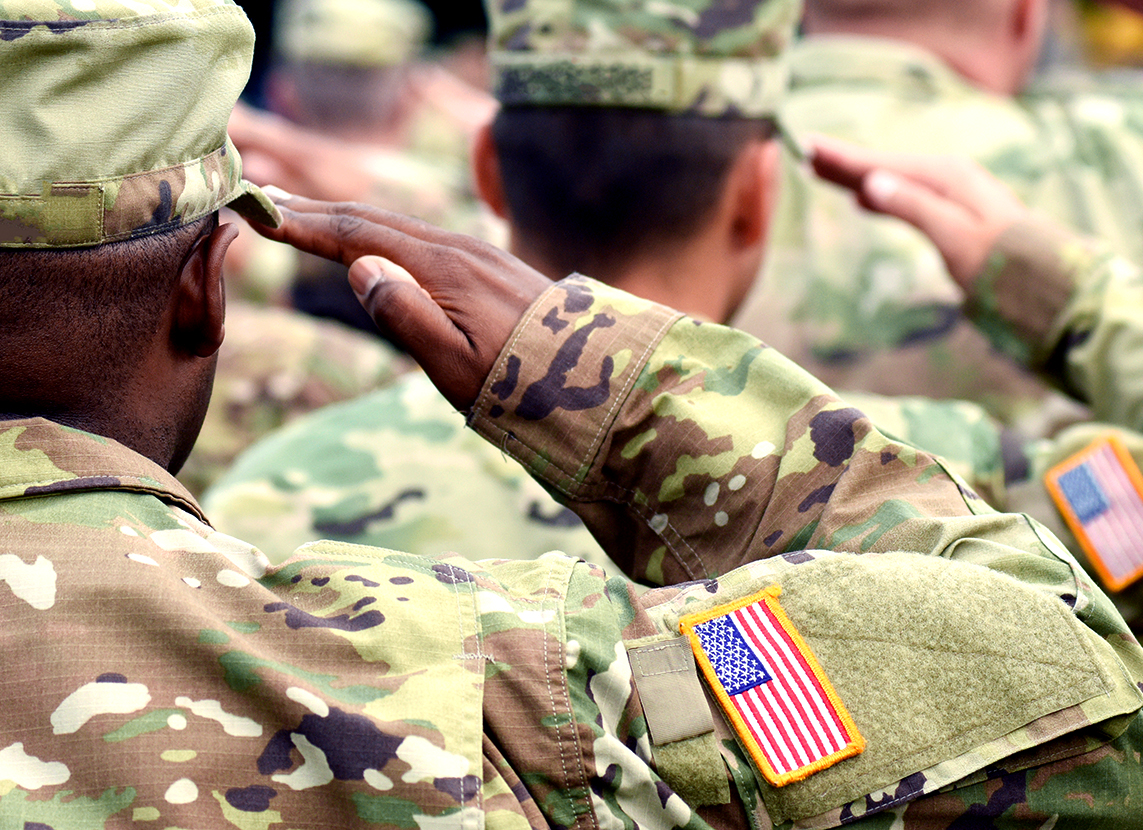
251, 191, 554, 410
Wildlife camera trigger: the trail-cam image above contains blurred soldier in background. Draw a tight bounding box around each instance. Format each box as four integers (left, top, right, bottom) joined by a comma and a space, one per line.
204, 0, 1005, 563
182, 0, 476, 493
736, 0, 1143, 443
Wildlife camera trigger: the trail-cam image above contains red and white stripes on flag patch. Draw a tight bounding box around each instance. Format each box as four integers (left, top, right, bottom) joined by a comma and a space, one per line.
680, 585, 863, 787
1046, 433, 1143, 592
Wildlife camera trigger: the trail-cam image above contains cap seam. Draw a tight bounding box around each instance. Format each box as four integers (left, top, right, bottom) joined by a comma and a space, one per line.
0, 5, 242, 34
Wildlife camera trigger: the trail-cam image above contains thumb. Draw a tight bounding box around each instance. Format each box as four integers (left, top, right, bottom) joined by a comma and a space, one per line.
348, 256, 478, 410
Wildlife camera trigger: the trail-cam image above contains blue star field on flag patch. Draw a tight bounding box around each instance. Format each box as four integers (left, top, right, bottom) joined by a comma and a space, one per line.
1057, 464, 1109, 523
694, 615, 771, 695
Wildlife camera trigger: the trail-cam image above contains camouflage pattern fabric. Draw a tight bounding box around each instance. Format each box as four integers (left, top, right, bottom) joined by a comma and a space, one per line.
969, 216, 1143, 433
202, 382, 1005, 570
204, 371, 609, 567
178, 302, 414, 496
733, 36, 1143, 435
957, 215, 1143, 631
3, 277, 1142, 827
0, 0, 278, 247
487, 0, 799, 117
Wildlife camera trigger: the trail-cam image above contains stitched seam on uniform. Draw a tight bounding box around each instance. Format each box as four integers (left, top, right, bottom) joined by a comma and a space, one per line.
632, 643, 689, 678
463, 568, 483, 813
541, 558, 575, 825
473, 302, 705, 581
577, 309, 679, 491
844, 736, 1101, 817
807, 671, 1107, 805
546, 558, 598, 830
486, 280, 552, 398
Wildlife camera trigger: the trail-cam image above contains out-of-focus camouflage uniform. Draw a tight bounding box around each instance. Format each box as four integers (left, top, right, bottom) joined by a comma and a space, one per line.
5, 277, 1143, 828
203, 379, 1008, 566
734, 36, 1143, 434
179, 303, 413, 495
270, 0, 500, 239
203, 371, 608, 566
969, 216, 1143, 432
950, 214, 1143, 631
275, 0, 432, 69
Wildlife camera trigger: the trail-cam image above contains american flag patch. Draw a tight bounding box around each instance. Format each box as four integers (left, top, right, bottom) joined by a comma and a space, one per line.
679, 586, 863, 787
1046, 433, 1143, 592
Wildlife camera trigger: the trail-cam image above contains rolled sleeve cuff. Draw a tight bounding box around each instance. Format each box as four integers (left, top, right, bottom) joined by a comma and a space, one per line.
467, 275, 683, 502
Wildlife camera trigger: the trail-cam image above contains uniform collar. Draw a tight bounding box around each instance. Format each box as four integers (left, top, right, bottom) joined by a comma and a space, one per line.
787, 35, 981, 100
0, 417, 208, 523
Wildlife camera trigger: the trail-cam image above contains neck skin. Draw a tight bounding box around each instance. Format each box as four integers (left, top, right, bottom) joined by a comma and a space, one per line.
0, 222, 235, 475
478, 128, 779, 326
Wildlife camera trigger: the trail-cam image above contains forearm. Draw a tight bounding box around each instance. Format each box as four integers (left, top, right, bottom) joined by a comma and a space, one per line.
968, 218, 1143, 430
468, 277, 1084, 592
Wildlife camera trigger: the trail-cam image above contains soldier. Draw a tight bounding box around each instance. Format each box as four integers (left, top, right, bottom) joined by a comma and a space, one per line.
812, 134, 1143, 631
2, 2, 1143, 828
203, 0, 1009, 560
736, 0, 1143, 438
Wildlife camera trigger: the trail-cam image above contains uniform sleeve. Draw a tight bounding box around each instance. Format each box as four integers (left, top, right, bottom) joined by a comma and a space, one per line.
463, 276, 1125, 661
967, 217, 1143, 431
463, 277, 1143, 828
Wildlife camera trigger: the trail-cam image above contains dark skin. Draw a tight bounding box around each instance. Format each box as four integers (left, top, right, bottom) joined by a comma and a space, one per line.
0, 221, 238, 474
252, 192, 553, 411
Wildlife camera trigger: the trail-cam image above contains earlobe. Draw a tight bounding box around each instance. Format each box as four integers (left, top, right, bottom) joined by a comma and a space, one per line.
472, 121, 509, 220
173, 221, 237, 358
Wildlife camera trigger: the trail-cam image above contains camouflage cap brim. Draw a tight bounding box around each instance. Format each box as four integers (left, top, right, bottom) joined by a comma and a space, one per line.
0, 137, 281, 249
0, 1, 280, 248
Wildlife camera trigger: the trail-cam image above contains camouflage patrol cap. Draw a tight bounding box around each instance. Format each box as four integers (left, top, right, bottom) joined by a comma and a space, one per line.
0, 0, 281, 249
486, 0, 802, 117
275, 0, 433, 68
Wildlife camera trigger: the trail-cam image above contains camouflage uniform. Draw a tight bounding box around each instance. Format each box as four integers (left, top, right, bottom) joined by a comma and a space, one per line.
733, 36, 1143, 434
954, 215, 1143, 631
203, 376, 1008, 566
5, 277, 1143, 828
268, 0, 503, 241
179, 303, 413, 496
204, 370, 611, 566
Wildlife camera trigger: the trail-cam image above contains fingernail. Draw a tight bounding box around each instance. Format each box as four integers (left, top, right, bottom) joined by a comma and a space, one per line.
864, 170, 900, 205
261, 184, 294, 203
349, 257, 385, 300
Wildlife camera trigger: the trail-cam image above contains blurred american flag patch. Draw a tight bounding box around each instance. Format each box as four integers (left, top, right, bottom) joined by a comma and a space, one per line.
680, 585, 863, 786
1046, 433, 1143, 592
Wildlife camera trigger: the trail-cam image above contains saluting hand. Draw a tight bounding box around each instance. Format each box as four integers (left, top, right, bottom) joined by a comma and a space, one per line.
809, 135, 1028, 292
253, 191, 553, 411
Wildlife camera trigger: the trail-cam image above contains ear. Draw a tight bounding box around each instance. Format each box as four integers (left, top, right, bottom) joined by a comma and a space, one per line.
472, 120, 510, 220
728, 138, 781, 253
173, 221, 238, 358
